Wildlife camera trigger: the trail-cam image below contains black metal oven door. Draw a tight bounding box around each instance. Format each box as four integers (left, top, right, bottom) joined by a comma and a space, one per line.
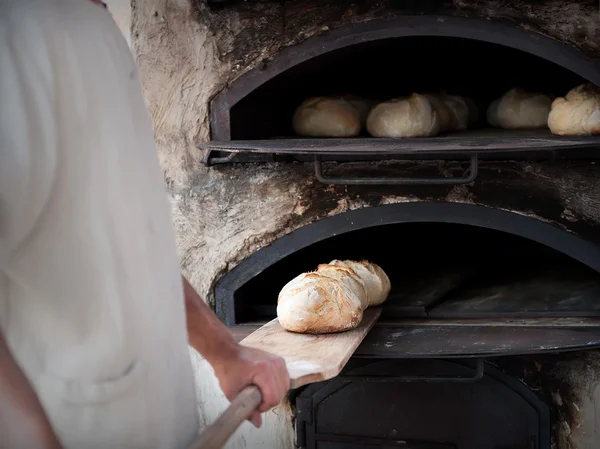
295, 359, 549, 449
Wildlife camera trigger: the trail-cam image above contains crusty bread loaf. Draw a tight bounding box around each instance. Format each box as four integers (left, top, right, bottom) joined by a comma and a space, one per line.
487, 88, 552, 129
277, 268, 365, 334
366, 94, 440, 138
439, 93, 469, 131
565, 83, 600, 102
423, 94, 454, 133
315, 264, 368, 309
548, 83, 600, 136
277, 260, 390, 334
292, 97, 362, 137
329, 260, 390, 306
424, 93, 473, 132
338, 94, 373, 126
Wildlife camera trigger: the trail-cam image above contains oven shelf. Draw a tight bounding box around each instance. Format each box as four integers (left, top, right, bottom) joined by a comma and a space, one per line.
200, 129, 600, 164
231, 318, 600, 358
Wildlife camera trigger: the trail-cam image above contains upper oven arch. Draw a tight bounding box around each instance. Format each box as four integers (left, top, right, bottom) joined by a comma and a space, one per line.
210, 15, 600, 140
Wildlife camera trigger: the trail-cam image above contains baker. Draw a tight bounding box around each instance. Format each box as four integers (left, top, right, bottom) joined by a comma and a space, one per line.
0, 0, 290, 448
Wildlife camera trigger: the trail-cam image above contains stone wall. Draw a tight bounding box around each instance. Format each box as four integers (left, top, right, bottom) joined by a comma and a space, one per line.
130, 1, 600, 446
131, 0, 600, 304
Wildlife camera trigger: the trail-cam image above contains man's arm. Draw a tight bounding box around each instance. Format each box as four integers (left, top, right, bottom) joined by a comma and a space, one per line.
182, 277, 290, 428
183, 277, 239, 364
0, 333, 63, 448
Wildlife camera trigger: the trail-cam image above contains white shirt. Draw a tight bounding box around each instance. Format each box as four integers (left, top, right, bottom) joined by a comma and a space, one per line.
0, 0, 199, 447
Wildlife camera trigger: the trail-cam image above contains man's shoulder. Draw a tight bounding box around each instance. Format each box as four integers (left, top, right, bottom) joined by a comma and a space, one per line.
1, 0, 111, 35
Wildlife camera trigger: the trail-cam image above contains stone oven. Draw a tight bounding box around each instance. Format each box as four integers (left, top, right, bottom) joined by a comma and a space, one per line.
130, 0, 600, 448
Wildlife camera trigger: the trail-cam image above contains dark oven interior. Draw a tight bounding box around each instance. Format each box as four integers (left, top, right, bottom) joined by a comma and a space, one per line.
232, 222, 600, 324
229, 36, 583, 140
219, 203, 600, 359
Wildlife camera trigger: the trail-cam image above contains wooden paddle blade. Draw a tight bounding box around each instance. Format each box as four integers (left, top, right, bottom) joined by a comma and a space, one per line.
240, 308, 382, 389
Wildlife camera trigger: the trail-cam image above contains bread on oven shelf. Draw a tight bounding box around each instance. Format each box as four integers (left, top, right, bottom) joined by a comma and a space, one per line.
292, 95, 372, 137
277, 260, 390, 334
366, 94, 441, 138
486, 88, 552, 130
292, 92, 479, 138
548, 83, 600, 136
290, 82, 600, 138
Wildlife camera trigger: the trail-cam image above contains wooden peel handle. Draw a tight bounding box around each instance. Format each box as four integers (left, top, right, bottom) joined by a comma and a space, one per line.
188, 385, 262, 449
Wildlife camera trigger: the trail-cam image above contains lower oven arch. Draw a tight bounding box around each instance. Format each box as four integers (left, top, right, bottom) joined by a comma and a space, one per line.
215, 202, 600, 325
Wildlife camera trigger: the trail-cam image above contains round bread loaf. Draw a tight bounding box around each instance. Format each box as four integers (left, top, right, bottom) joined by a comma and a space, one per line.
565, 83, 600, 101
548, 83, 600, 136
423, 94, 454, 132
487, 88, 552, 129
315, 264, 368, 310
338, 94, 373, 125
329, 260, 391, 306
439, 94, 469, 131
366, 94, 440, 138
292, 96, 362, 137
277, 268, 365, 334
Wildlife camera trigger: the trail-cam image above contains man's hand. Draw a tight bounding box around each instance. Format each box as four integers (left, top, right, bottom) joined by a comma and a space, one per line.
211, 345, 290, 428
182, 276, 290, 427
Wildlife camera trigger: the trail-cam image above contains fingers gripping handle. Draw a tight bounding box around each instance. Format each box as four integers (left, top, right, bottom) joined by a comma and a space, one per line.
189, 385, 263, 449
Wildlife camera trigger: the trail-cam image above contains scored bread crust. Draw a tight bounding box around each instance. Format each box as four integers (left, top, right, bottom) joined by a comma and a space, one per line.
315, 264, 368, 310
487, 88, 552, 129
329, 260, 390, 306
424, 93, 469, 132
277, 260, 390, 333
292, 96, 362, 137
423, 94, 454, 133
440, 94, 470, 131
548, 83, 600, 136
366, 94, 441, 138
566, 83, 600, 102
277, 271, 364, 334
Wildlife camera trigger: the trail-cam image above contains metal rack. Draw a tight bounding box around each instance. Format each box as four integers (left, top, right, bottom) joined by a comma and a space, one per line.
199, 130, 600, 185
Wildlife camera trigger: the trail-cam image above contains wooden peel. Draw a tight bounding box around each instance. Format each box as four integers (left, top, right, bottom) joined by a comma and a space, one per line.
189, 308, 382, 449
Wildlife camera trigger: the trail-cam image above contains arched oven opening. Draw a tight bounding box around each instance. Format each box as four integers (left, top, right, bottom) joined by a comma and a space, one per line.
227, 37, 585, 140
200, 16, 600, 169
217, 202, 600, 353
230, 220, 600, 324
